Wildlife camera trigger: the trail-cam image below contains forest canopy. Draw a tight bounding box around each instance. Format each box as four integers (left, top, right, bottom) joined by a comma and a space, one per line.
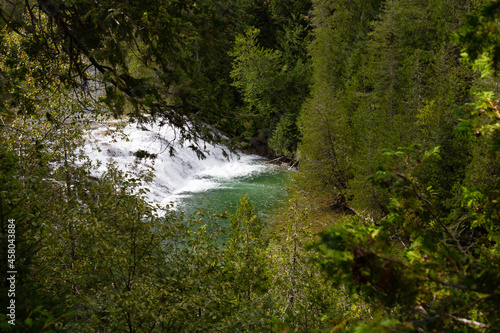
1, 0, 500, 332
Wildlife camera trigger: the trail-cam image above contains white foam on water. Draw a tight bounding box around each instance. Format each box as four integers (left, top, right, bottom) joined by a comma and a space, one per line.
84, 120, 267, 208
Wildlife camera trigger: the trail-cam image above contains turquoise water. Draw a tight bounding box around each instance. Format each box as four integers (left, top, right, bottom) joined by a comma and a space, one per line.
175, 164, 290, 221
85, 122, 291, 222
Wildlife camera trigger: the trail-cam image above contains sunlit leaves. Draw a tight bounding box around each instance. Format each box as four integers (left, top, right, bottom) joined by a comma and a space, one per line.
453, 1, 500, 75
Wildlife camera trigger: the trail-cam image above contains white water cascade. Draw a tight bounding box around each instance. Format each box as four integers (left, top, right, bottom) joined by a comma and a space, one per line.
83, 120, 270, 208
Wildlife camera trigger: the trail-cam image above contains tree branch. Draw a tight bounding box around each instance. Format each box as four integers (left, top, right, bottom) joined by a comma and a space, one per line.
448, 315, 489, 328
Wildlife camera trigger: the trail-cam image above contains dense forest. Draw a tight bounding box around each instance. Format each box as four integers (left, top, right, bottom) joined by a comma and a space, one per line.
1, 0, 500, 331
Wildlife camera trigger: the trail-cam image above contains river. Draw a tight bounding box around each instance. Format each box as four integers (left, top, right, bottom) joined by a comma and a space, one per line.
84, 119, 290, 218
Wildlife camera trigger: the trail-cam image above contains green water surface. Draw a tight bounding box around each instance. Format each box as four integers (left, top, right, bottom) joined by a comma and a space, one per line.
176, 165, 290, 221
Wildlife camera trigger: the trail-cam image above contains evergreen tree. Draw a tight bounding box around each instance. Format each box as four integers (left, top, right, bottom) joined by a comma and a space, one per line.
298, 0, 382, 207
229, 0, 312, 157
312, 2, 500, 331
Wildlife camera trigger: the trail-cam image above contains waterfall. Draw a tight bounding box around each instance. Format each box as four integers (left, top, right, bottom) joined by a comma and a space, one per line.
83, 120, 268, 208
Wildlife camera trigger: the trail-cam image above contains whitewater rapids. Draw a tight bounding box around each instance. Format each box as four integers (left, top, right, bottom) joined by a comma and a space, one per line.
83, 120, 268, 208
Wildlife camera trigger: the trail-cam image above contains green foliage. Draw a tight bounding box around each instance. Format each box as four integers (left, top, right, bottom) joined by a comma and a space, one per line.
299, 0, 474, 217
5, 0, 500, 331
265, 201, 362, 332
316, 146, 500, 331
460, 90, 500, 154
221, 195, 269, 331
268, 115, 297, 157
298, 0, 382, 203
230, 27, 284, 132
229, 23, 310, 156
0, 0, 248, 151
0, 28, 101, 331
453, 1, 500, 76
